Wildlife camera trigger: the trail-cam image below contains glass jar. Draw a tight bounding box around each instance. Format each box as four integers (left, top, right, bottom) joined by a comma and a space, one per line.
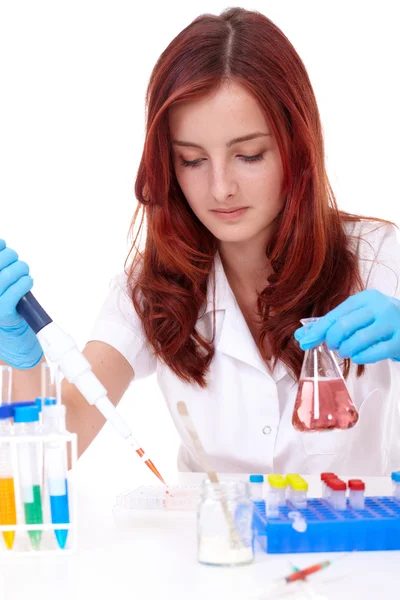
197, 478, 254, 566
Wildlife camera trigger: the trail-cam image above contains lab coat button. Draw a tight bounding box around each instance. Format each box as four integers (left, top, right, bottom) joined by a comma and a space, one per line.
262, 425, 272, 435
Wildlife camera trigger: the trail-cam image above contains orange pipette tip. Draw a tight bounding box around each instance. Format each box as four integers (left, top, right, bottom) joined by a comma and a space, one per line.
145, 459, 167, 486
134, 447, 167, 486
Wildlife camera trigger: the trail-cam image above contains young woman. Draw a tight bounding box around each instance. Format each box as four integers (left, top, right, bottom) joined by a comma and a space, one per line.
1, 8, 400, 476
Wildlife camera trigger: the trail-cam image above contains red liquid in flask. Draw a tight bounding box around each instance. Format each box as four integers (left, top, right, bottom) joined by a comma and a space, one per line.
292, 377, 359, 432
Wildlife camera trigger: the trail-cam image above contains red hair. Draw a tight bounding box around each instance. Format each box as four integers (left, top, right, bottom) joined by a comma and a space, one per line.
126, 7, 392, 387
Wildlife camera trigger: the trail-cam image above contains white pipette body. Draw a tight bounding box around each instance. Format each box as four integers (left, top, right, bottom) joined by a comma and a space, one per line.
36, 322, 140, 451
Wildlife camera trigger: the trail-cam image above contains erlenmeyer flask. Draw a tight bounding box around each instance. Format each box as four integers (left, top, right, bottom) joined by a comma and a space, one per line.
292, 318, 359, 432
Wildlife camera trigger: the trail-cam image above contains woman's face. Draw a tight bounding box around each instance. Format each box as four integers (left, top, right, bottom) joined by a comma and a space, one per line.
169, 80, 285, 246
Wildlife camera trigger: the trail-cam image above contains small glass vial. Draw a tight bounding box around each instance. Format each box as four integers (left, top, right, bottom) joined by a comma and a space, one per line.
197, 479, 254, 567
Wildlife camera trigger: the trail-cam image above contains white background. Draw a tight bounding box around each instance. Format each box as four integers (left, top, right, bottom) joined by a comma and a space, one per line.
1, 0, 399, 490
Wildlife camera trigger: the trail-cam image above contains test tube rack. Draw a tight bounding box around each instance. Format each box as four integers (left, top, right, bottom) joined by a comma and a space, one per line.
0, 431, 77, 556
115, 483, 400, 554
253, 496, 400, 553
114, 485, 200, 514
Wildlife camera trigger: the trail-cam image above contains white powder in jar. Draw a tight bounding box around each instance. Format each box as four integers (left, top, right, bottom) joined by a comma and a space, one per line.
198, 535, 253, 566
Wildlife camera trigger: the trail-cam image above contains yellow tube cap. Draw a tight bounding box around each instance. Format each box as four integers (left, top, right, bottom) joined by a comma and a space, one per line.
286, 474, 309, 491
268, 474, 287, 489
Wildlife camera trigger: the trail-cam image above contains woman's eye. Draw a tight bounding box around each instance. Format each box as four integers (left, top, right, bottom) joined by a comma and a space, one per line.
180, 158, 204, 168
240, 153, 264, 163
180, 153, 265, 168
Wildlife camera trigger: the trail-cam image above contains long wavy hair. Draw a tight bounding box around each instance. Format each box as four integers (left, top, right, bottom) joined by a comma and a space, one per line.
126, 7, 391, 387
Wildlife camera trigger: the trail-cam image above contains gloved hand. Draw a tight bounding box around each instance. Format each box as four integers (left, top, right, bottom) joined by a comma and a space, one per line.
294, 289, 400, 364
0, 239, 43, 369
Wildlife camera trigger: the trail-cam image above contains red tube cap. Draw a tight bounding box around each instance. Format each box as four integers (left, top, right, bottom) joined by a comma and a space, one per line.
321, 472, 336, 481
329, 479, 347, 491
348, 479, 365, 491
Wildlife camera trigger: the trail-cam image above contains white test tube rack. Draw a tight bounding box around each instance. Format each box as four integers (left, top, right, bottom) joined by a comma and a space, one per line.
0, 430, 77, 556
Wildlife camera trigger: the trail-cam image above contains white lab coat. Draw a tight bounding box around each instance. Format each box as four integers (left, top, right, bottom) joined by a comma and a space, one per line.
89, 221, 400, 475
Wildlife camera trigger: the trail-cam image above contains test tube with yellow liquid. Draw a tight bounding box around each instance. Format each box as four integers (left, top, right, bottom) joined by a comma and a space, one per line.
0, 404, 17, 549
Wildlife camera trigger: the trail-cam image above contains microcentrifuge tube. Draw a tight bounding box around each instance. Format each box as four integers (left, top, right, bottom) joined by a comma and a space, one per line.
292, 318, 359, 432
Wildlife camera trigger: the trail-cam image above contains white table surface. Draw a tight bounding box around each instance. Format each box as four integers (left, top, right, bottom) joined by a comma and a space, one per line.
0, 464, 397, 600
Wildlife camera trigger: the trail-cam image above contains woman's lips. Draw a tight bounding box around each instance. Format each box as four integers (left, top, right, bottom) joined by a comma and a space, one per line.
211, 207, 249, 221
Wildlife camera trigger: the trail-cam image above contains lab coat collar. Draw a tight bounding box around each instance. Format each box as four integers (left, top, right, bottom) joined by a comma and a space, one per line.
200, 252, 288, 383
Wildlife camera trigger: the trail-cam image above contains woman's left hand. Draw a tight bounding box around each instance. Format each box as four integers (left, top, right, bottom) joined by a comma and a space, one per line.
294, 289, 400, 364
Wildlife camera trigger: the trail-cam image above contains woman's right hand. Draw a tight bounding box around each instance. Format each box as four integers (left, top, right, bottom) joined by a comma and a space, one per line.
0, 239, 43, 369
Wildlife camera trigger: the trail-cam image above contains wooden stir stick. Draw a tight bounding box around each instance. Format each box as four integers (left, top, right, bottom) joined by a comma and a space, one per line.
176, 401, 243, 549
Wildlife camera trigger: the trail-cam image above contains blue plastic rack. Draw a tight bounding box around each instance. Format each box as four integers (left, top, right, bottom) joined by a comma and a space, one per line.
252, 496, 400, 553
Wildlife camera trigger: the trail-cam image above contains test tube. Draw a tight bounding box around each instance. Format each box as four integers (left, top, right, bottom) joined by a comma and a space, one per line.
289, 475, 308, 509
320, 472, 336, 499
267, 474, 287, 506
14, 405, 43, 550
266, 487, 279, 517
249, 474, 264, 500
0, 366, 12, 405
348, 479, 365, 510
249, 475, 266, 516
328, 479, 347, 510
41, 362, 70, 548
43, 400, 70, 549
391, 472, 400, 499
0, 405, 17, 549
41, 362, 60, 399
285, 474, 296, 502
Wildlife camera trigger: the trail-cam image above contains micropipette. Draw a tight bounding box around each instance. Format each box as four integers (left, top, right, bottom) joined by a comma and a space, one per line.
16, 292, 166, 486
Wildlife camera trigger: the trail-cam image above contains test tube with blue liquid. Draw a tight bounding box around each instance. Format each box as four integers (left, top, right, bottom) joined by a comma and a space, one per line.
41, 363, 70, 549
14, 405, 44, 550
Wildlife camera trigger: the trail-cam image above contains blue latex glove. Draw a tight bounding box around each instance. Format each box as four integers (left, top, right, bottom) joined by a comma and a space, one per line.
0, 239, 43, 369
294, 289, 400, 364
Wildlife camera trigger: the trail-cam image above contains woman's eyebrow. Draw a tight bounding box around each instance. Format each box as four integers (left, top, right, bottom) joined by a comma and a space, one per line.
171, 132, 271, 150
